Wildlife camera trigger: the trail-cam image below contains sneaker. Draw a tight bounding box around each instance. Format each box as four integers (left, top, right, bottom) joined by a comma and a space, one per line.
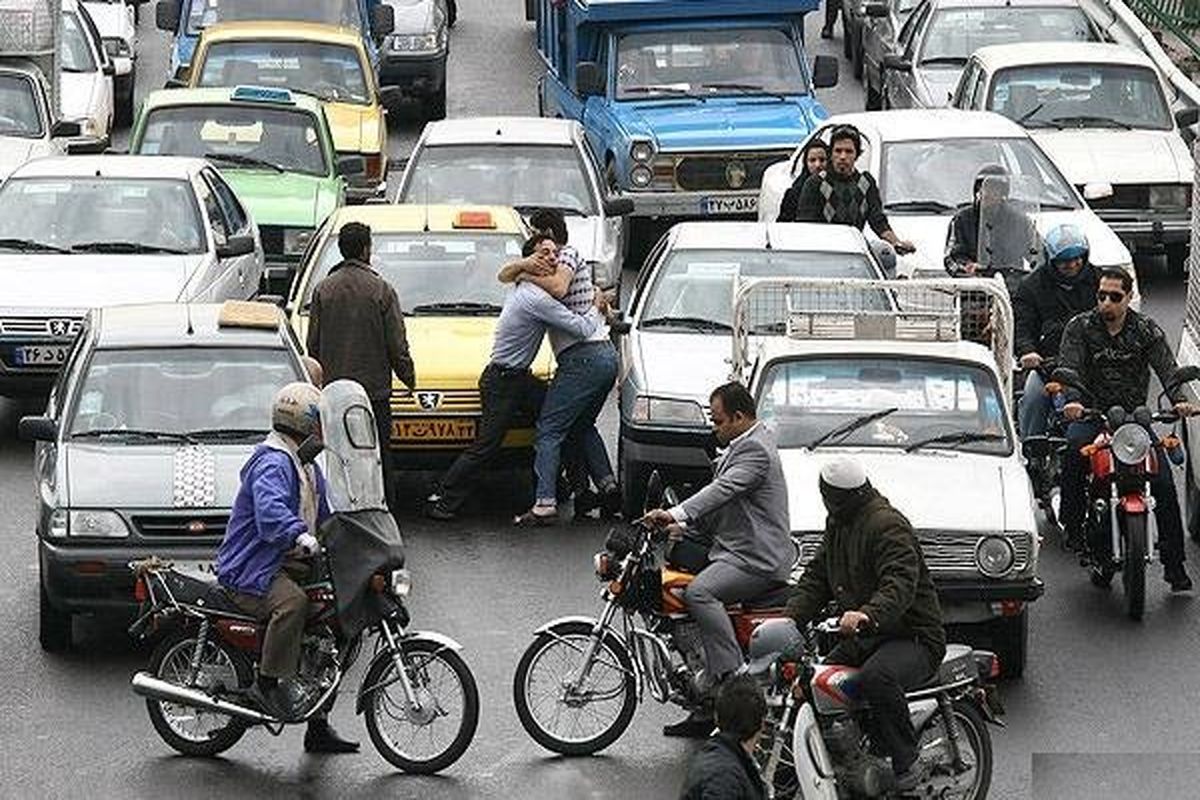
305, 718, 360, 753
663, 711, 715, 739
1166, 564, 1193, 593
426, 502, 456, 522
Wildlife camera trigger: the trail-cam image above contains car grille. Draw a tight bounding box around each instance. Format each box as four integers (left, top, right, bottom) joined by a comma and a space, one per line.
259, 225, 285, 256
794, 530, 1033, 578
131, 513, 230, 539
0, 316, 83, 337
1080, 183, 1148, 211
392, 387, 480, 415
672, 150, 791, 192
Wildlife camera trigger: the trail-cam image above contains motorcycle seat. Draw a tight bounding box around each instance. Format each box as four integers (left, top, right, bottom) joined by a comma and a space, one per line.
741, 584, 794, 610
912, 643, 976, 690
163, 570, 256, 620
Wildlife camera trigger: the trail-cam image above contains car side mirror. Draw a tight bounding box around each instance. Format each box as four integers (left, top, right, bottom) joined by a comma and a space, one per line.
256, 293, 287, 308
370, 3, 395, 37
164, 76, 186, 89
217, 233, 255, 259
50, 120, 81, 138
102, 62, 116, 77
378, 85, 402, 107
812, 55, 839, 89
1082, 182, 1113, 201
610, 318, 632, 335
336, 155, 366, 176
603, 197, 635, 217
1175, 107, 1200, 128
576, 61, 606, 98
155, 0, 180, 31
18, 416, 57, 442
864, 1, 889, 16
882, 54, 912, 72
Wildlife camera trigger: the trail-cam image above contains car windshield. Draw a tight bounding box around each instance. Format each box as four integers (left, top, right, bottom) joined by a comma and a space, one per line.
61, 11, 97, 73
185, 0, 363, 35
0, 178, 207, 254
302, 231, 526, 312
920, 7, 1095, 65
880, 137, 1079, 211
989, 63, 1172, 131
638, 249, 884, 333
198, 41, 370, 105
758, 357, 1011, 453
616, 27, 804, 99
400, 144, 597, 216
68, 348, 300, 438
0, 74, 43, 138
138, 104, 329, 176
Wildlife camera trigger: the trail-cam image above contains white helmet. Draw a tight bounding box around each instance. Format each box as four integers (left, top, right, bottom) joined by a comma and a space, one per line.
272, 382, 322, 439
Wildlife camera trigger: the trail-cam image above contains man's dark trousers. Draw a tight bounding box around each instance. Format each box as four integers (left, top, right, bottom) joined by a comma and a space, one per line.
371, 395, 396, 513
438, 363, 546, 512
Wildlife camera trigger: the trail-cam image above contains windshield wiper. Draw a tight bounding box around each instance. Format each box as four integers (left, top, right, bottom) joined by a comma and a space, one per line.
71, 428, 196, 443
0, 237, 70, 253
807, 407, 899, 450
71, 241, 190, 255
186, 427, 269, 441
410, 301, 502, 315
513, 204, 589, 217
700, 82, 789, 100
1050, 115, 1133, 130
918, 56, 968, 66
640, 316, 732, 332
205, 152, 287, 173
622, 85, 705, 100
904, 430, 1006, 453
883, 199, 955, 214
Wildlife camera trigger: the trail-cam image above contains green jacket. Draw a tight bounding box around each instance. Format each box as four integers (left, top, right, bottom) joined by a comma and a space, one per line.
786, 490, 946, 661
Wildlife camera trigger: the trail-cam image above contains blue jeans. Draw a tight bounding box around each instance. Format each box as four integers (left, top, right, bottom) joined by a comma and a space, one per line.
1018, 370, 1054, 438
534, 341, 618, 505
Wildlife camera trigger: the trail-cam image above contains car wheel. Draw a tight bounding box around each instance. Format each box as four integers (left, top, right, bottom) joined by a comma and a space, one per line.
617, 435, 648, 520
447, 0, 457, 27
1166, 243, 1189, 279
426, 83, 447, 121
525, 0, 536, 21
990, 610, 1027, 680
852, 34, 864, 81
116, 71, 135, 128
39, 583, 72, 653
842, 24, 853, 58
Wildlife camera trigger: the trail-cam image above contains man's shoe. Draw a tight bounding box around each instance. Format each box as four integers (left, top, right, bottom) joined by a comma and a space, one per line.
1063, 525, 1086, 553
305, 718, 360, 753
426, 502, 456, 522
1166, 564, 1193, 593
893, 758, 930, 794
663, 711, 714, 739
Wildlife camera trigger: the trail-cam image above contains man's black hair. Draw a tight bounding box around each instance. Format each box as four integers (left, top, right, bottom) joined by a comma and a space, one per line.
529, 208, 568, 246
711, 382, 757, 419
1097, 267, 1133, 293
522, 232, 557, 258
828, 125, 862, 156
715, 675, 767, 742
338, 222, 371, 260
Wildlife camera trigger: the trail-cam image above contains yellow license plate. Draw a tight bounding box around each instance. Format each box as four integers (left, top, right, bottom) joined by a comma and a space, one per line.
393, 418, 477, 443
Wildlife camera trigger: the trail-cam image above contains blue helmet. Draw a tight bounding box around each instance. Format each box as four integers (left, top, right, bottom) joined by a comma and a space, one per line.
1044, 223, 1089, 265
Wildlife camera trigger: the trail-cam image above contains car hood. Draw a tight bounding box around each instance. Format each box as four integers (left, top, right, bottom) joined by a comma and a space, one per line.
1029, 129, 1193, 185
64, 442, 252, 508
914, 66, 962, 108
618, 98, 825, 151
324, 101, 384, 154
223, 171, 334, 227
633, 330, 732, 401
392, 0, 437, 33
81, 2, 132, 39
0, 254, 206, 307
0, 136, 56, 181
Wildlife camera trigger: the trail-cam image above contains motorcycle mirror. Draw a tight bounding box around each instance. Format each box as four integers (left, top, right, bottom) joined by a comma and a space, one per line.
644, 470, 664, 513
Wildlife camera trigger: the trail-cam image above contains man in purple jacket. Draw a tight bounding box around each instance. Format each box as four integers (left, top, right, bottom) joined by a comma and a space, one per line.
215, 382, 353, 750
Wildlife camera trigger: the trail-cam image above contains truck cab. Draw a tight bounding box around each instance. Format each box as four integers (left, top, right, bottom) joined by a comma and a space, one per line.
533, 0, 838, 231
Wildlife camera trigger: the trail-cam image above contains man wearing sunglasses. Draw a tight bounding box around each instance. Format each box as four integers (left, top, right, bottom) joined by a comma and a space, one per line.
1057, 267, 1200, 591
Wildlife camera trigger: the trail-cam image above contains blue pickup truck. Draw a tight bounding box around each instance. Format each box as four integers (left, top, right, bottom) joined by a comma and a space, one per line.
534, 0, 837, 232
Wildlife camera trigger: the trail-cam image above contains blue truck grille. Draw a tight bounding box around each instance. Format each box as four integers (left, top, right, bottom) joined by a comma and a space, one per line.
673, 151, 790, 192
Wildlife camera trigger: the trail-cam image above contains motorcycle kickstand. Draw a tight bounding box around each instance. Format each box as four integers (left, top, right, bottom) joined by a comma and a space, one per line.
936, 694, 967, 774
379, 621, 423, 713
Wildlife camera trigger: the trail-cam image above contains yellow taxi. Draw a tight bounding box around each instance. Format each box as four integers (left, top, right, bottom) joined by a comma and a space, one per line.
186, 21, 391, 201
288, 205, 554, 461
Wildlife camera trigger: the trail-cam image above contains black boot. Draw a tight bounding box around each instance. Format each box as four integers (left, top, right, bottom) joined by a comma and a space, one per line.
305, 717, 360, 753
1165, 563, 1193, 593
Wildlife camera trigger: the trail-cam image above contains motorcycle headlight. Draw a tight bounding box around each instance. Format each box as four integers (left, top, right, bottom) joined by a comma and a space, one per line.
390, 568, 412, 598
975, 535, 1015, 578
1111, 423, 1152, 466
283, 227, 315, 256
631, 395, 706, 425
629, 164, 653, 188
630, 141, 654, 163
69, 509, 129, 538
1149, 184, 1190, 209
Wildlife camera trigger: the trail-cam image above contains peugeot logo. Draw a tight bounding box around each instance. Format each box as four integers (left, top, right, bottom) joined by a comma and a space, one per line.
416, 391, 442, 410
725, 160, 747, 189
48, 319, 73, 337
186, 520, 207, 534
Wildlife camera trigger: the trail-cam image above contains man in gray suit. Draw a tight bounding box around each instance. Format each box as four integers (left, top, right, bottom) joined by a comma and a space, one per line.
645, 382, 793, 738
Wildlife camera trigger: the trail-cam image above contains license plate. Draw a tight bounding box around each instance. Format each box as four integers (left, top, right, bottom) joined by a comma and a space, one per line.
13, 345, 69, 366
393, 418, 477, 443
173, 560, 218, 581
701, 195, 758, 215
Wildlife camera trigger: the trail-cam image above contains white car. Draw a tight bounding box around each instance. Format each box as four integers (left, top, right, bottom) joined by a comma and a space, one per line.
394, 116, 632, 289
951, 42, 1196, 274
0, 63, 74, 180
759, 110, 1136, 287
614, 221, 887, 517
0, 155, 265, 396
82, 0, 137, 125
62, 0, 115, 151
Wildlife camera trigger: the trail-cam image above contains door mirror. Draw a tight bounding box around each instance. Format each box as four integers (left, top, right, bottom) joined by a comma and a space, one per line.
256, 293, 287, 308
378, 85, 402, 107
610, 318, 632, 335
164, 76, 187, 89
812, 55, 839, 89
576, 62, 606, 98
155, 0, 180, 31
217, 233, 255, 259
882, 54, 912, 72
603, 197, 635, 217
370, 3, 395, 37
336, 155, 366, 176
864, 2, 889, 16
1082, 182, 1113, 201
18, 416, 58, 442
102, 62, 116, 78
1175, 107, 1200, 128
50, 120, 81, 138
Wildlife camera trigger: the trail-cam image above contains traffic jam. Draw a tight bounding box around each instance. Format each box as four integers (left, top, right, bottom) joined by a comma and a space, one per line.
2, 0, 1200, 797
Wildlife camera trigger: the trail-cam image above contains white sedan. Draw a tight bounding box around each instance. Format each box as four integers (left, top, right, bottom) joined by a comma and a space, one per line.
62, 0, 115, 151
82, 0, 137, 125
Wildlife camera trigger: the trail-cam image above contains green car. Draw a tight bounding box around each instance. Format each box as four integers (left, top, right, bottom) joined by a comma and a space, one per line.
130, 85, 363, 290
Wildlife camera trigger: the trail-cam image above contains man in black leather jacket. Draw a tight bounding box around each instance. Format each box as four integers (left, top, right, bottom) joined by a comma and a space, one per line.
679, 675, 769, 800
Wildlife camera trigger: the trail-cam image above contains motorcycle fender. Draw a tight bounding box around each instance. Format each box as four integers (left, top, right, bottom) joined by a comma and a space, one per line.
908, 698, 940, 731
533, 616, 641, 701
791, 703, 840, 800
354, 631, 465, 715
1119, 494, 1147, 514
534, 615, 608, 637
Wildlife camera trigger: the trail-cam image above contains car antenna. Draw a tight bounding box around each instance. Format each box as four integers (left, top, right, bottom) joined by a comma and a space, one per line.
764, 224, 773, 250
422, 176, 431, 233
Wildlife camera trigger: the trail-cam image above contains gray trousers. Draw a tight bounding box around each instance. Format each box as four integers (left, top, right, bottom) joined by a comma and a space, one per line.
231, 562, 310, 679
684, 560, 782, 683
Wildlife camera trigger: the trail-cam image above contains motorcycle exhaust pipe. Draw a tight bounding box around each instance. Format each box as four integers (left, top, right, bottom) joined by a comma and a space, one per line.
131, 671, 276, 724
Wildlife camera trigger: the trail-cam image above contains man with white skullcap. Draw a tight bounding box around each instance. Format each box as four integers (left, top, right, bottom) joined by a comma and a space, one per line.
786, 457, 946, 793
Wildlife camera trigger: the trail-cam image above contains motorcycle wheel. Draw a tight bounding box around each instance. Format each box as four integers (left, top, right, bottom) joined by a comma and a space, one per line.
1122, 513, 1147, 621
145, 628, 250, 757
512, 620, 638, 756
363, 639, 480, 774
917, 699, 993, 799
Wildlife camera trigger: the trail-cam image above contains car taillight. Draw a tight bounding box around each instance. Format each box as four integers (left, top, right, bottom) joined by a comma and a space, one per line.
781, 661, 798, 684
134, 576, 147, 602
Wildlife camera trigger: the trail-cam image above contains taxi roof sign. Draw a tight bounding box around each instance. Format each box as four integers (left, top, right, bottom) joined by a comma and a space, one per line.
452, 210, 497, 229
231, 85, 296, 106
218, 300, 280, 330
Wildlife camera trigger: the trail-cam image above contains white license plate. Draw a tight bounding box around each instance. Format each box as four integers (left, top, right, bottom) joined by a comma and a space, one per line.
173, 560, 218, 582
701, 195, 758, 215
14, 345, 69, 366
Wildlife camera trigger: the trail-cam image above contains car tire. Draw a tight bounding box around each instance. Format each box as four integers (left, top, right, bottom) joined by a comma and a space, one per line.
989, 610, 1027, 680
525, 0, 536, 21
618, 435, 648, 520
447, 0, 457, 27
39, 583, 72, 653
426, 83, 447, 121
1166, 243, 1189, 279
852, 33, 864, 81
116, 70, 136, 128
842, 24, 853, 58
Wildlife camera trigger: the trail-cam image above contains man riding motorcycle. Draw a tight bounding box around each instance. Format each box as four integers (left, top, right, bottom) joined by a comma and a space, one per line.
1058, 268, 1200, 591
785, 457, 946, 794
214, 382, 358, 752
643, 382, 793, 739
945, 164, 1037, 276
1013, 224, 1098, 438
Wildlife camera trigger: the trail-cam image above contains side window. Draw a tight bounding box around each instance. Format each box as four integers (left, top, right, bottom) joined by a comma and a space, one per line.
631, 232, 672, 315
952, 62, 976, 108
51, 327, 90, 420
899, 2, 929, 58
194, 175, 229, 246
970, 68, 990, 110
77, 5, 109, 71
206, 171, 250, 234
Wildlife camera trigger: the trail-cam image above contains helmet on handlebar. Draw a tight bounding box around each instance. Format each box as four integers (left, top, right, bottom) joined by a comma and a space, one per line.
1044, 223, 1089, 266
746, 618, 805, 675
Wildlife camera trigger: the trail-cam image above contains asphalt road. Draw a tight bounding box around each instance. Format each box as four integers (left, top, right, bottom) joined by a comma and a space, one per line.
2, 2, 1199, 798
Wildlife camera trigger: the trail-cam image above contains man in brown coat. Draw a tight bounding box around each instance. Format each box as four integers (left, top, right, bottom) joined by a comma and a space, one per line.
306, 222, 415, 511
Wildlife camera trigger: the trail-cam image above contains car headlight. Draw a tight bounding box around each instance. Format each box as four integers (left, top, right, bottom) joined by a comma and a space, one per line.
1149, 184, 1190, 209
389, 31, 445, 53
390, 568, 412, 598
630, 141, 654, 163
975, 535, 1015, 578
631, 396, 707, 425
629, 164, 653, 188
68, 510, 130, 538
283, 227, 315, 256
1111, 422, 1152, 466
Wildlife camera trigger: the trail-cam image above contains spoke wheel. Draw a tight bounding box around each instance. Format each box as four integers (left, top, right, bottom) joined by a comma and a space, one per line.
916, 700, 993, 800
